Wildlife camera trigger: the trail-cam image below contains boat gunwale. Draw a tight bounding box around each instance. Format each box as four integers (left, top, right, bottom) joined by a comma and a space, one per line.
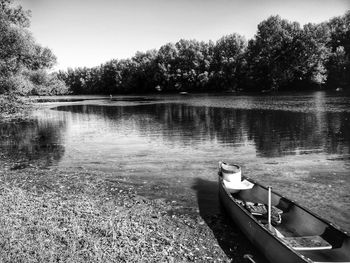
241, 176, 349, 236
218, 173, 350, 262
219, 174, 311, 262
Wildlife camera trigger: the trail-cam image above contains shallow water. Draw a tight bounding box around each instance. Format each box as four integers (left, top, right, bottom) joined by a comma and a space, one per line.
1, 91, 350, 230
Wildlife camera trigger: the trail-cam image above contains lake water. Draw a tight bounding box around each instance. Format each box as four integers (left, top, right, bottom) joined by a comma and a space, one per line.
1, 92, 350, 231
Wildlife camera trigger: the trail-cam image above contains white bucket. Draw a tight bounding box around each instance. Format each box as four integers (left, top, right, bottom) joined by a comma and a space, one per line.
220, 162, 242, 184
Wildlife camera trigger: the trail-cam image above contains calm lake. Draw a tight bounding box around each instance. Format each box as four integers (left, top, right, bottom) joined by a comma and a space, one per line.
1, 92, 350, 231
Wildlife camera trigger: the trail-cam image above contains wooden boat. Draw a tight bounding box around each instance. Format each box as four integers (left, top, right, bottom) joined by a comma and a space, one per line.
218, 163, 350, 263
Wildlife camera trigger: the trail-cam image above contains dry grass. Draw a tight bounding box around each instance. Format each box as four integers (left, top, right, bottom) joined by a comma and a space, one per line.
0, 184, 228, 263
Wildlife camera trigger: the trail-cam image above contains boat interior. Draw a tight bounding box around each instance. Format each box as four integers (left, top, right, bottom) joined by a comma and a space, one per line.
227, 180, 350, 262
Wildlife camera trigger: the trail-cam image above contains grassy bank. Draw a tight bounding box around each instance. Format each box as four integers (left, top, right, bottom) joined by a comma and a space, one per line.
0, 155, 260, 263
0, 95, 32, 121
0, 186, 214, 262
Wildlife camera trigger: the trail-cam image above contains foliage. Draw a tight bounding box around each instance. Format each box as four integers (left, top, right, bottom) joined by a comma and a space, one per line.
1, 0, 349, 95
0, 0, 31, 27
245, 16, 330, 91
155, 40, 214, 92
58, 38, 246, 94
58, 11, 350, 94
326, 11, 350, 89
0, 0, 65, 96
0, 70, 69, 96
0, 93, 28, 119
25, 70, 70, 95
212, 34, 247, 91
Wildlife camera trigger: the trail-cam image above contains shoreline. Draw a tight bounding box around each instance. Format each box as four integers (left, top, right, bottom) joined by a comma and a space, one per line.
0, 95, 36, 123
0, 114, 261, 263
2, 93, 349, 261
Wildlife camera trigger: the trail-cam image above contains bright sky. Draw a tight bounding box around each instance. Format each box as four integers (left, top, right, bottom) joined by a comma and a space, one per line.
17, 0, 349, 70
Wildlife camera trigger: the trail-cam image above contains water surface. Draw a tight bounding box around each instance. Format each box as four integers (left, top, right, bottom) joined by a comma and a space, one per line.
1, 92, 349, 230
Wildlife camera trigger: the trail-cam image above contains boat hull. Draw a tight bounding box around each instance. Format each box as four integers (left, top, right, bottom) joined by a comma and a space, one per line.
219, 177, 309, 263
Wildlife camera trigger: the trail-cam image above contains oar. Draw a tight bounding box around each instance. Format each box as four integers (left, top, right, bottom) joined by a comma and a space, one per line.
266, 186, 285, 238
243, 254, 256, 263
268, 186, 272, 231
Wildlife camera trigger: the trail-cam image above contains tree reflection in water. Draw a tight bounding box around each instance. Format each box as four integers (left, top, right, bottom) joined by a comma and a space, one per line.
0, 117, 66, 169
2, 101, 349, 169
54, 103, 350, 158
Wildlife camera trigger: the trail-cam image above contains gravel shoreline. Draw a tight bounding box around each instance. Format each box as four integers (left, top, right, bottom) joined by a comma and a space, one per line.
0, 155, 264, 262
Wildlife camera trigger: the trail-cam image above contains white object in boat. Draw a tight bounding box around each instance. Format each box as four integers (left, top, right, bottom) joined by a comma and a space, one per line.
220, 162, 242, 184
223, 179, 254, 193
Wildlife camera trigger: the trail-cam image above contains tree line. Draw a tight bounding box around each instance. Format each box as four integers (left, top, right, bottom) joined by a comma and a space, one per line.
58, 12, 350, 94
1, 0, 349, 96
0, 0, 68, 96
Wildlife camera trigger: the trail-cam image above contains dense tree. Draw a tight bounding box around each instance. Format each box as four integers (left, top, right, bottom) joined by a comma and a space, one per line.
0, 0, 63, 95
0, 0, 55, 76
2, 0, 349, 95
212, 34, 247, 91
155, 42, 179, 92
326, 11, 350, 90
0, 12, 33, 77
245, 16, 331, 91
99, 60, 119, 94
128, 50, 158, 93
28, 45, 57, 70
59, 12, 350, 95
0, 0, 30, 27
173, 39, 213, 92
301, 23, 331, 85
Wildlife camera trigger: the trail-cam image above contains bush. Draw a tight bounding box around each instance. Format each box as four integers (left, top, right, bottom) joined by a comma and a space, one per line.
3, 70, 71, 96
27, 70, 70, 95
0, 94, 27, 116
0, 74, 34, 95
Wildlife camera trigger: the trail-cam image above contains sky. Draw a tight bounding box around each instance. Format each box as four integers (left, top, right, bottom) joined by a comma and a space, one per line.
17, 0, 350, 71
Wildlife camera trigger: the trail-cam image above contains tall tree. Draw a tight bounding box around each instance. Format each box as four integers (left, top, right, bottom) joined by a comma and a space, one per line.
130, 50, 158, 93
326, 11, 350, 90
156, 42, 179, 92
0, 0, 58, 94
246, 16, 330, 91
212, 33, 247, 91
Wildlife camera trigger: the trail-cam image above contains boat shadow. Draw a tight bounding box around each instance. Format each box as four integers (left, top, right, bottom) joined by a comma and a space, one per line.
192, 178, 268, 263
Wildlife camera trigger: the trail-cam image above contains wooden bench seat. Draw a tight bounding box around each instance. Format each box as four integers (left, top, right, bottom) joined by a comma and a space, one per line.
283, 236, 332, 251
